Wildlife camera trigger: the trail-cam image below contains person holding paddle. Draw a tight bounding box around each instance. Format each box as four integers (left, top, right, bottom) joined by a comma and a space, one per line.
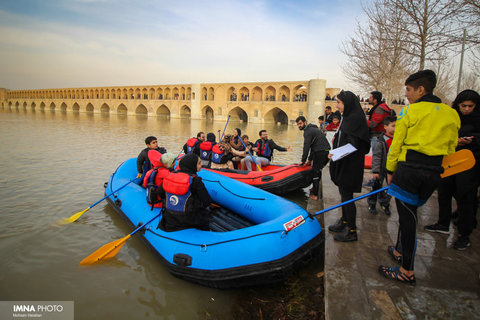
136, 136, 167, 180
379, 70, 461, 284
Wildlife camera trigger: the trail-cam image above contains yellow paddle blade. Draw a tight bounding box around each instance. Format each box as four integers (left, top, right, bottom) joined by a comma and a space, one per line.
256, 164, 263, 172
58, 207, 90, 225
80, 234, 131, 265
441, 149, 476, 178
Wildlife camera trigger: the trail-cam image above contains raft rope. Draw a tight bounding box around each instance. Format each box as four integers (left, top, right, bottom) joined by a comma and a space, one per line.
201, 178, 266, 200
145, 228, 285, 251
212, 164, 305, 181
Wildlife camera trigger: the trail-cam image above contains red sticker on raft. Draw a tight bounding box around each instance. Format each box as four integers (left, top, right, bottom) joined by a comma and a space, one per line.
283, 215, 305, 232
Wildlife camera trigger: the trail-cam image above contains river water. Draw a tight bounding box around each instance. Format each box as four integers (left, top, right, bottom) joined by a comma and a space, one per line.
0, 108, 323, 319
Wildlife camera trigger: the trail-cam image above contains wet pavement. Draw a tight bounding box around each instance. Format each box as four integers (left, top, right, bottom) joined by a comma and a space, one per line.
319, 169, 480, 319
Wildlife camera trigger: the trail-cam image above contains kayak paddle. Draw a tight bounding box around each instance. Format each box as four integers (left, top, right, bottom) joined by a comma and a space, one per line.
59, 179, 137, 224
80, 210, 163, 265
219, 115, 231, 141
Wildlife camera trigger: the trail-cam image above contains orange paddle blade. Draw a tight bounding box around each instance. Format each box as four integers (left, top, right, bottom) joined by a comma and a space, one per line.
441, 149, 476, 178
80, 234, 131, 265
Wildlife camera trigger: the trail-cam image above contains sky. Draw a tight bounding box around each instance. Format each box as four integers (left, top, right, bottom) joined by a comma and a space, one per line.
0, 0, 367, 91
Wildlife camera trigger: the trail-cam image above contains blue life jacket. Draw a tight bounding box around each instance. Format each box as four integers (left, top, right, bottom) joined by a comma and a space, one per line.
211, 144, 225, 164
163, 172, 193, 213
186, 138, 199, 154
199, 141, 214, 161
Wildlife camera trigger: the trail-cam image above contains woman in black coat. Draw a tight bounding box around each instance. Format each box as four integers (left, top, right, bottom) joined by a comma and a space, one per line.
425, 89, 480, 249
328, 91, 371, 242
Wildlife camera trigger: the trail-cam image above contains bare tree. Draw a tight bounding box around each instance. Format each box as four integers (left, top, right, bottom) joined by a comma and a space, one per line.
341, 0, 414, 102
384, 0, 464, 70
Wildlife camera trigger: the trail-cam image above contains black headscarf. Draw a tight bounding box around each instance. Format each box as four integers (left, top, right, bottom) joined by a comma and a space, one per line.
451, 90, 480, 138
206, 132, 216, 143
337, 90, 370, 154
178, 153, 199, 175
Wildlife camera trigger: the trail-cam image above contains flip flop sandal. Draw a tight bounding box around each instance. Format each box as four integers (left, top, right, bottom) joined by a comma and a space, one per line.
387, 246, 402, 263
378, 265, 416, 285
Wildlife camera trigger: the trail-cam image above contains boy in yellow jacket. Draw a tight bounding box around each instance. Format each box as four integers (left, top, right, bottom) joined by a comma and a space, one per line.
378, 70, 460, 284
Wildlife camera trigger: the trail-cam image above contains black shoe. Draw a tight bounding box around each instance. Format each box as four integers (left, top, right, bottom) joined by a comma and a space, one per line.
334, 228, 358, 242
424, 223, 449, 234
453, 236, 471, 250
328, 219, 347, 233
381, 205, 391, 215
368, 204, 377, 215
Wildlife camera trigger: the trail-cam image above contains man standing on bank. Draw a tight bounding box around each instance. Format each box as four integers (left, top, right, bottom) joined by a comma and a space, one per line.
296, 116, 331, 200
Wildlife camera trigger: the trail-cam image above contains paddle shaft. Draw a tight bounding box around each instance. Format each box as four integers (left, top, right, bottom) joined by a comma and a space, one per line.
93, 179, 134, 209
129, 210, 163, 237
312, 186, 389, 217
219, 115, 231, 141
238, 137, 262, 171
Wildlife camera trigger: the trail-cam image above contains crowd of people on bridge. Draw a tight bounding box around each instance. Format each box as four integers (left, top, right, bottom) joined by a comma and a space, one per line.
134, 69, 479, 286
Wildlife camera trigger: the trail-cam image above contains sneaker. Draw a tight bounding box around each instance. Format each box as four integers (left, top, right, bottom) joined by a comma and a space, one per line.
381, 205, 391, 216
424, 223, 449, 234
363, 178, 375, 188
453, 236, 471, 250
334, 228, 358, 242
328, 219, 347, 233
368, 204, 377, 215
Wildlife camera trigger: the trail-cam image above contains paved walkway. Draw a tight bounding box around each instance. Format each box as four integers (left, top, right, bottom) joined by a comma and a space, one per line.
319, 169, 480, 320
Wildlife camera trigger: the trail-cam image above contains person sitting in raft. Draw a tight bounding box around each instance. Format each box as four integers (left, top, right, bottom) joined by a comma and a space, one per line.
136, 136, 167, 181
243, 130, 292, 171
239, 135, 256, 170
326, 115, 341, 131
158, 153, 213, 231
182, 132, 205, 156
210, 134, 246, 170
143, 151, 176, 208
199, 133, 216, 167
230, 128, 243, 150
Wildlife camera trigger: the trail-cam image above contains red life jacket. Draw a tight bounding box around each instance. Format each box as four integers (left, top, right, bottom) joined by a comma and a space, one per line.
369, 103, 393, 133
199, 141, 213, 160
163, 172, 193, 213
186, 138, 199, 154
144, 166, 170, 208
211, 144, 225, 164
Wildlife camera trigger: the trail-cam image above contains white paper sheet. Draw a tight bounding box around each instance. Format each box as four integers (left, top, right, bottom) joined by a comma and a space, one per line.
329, 143, 357, 161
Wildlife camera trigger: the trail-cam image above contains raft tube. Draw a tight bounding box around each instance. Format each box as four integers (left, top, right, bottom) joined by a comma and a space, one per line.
204, 164, 313, 195
104, 158, 323, 288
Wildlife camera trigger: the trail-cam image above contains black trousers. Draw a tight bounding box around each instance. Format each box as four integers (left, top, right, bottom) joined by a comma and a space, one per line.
339, 186, 356, 229
367, 177, 391, 207
311, 150, 330, 196
438, 176, 478, 237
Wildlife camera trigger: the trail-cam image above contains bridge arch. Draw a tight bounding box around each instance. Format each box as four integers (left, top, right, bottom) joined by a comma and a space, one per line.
72, 103, 80, 112
40, 102, 46, 111
117, 104, 127, 114
239, 87, 249, 101
31, 102, 36, 110
180, 105, 191, 119
227, 87, 237, 101
252, 86, 262, 101
203, 105, 214, 120
101, 103, 110, 113
278, 86, 290, 102
264, 107, 288, 125
60, 102, 67, 111
228, 106, 248, 122
135, 104, 148, 114
156, 104, 170, 118
15, 101, 20, 109
86, 103, 94, 112
23, 102, 27, 110
265, 86, 276, 101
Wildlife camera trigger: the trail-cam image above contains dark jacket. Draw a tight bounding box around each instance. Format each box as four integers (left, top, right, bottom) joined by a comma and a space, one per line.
255, 139, 287, 161
367, 102, 392, 135
301, 123, 331, 163
136, 147, 167, 173
329, 91, 370, 192
371, 133, 392, 181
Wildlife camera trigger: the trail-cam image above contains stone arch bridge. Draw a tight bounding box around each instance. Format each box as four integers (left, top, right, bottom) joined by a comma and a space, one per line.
1, 80, 340, 124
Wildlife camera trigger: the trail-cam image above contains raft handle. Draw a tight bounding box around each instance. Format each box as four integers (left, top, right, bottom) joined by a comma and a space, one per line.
173, 253, 192, 267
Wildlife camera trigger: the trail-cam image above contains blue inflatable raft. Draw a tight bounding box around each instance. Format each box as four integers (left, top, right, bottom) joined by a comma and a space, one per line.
105, 158, 323, 288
